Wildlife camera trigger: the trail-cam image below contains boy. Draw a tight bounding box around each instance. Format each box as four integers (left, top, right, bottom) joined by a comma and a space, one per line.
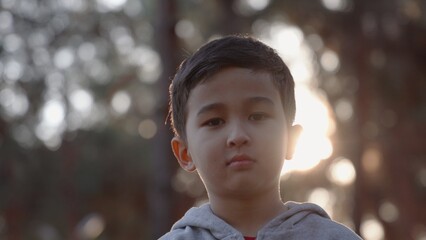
161, 35, 362, 240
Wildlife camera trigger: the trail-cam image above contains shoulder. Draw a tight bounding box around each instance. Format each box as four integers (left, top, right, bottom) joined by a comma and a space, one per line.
299, 210, 362, 239
275, 202, 362, 239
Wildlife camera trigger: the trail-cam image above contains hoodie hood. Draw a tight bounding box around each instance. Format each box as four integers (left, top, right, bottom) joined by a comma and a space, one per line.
160, 201, 362, 240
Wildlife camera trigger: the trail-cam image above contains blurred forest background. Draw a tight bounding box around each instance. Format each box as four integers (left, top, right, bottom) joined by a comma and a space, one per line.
0, 0, 425, 239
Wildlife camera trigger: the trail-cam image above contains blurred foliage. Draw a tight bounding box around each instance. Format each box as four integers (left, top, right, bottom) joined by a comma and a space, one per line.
0, 0, 426, 239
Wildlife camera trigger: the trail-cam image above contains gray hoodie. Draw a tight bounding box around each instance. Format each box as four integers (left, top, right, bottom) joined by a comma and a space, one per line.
159, 201, 362, 240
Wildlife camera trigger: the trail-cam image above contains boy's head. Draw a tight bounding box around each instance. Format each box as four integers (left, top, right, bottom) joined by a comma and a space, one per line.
169, 35, 296, 140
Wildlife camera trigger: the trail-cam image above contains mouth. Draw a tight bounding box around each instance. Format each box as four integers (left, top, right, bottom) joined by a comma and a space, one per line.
226, 154, 255, 167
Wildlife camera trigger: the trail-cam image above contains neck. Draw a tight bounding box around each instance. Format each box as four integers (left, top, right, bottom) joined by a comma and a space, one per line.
209, 189, 286, 237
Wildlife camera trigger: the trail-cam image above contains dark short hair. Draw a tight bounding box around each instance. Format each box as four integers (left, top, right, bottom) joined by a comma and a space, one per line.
169, 35, 296, 139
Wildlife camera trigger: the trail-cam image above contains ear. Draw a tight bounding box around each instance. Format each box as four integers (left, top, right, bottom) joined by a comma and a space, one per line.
171, 136, 196, 172
285, 124, 303, 160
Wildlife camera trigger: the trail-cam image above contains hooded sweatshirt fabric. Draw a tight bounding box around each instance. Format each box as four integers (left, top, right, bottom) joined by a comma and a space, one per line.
159, 201, 362, 240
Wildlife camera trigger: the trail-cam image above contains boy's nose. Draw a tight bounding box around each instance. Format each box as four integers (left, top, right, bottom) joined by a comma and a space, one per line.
226, 124, 250, 148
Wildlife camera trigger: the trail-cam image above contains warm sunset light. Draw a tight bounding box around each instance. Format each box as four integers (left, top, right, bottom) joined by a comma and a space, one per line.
282, 87, 334, 175
257, 22, 335, 176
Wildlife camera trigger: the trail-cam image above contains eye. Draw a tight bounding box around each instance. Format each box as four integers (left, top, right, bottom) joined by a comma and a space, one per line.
203, 118, 225, 127
249, 113, 268, 121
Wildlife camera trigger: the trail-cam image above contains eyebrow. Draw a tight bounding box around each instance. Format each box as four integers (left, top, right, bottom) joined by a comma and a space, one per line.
197, 103, 225, 117
196, 96, 275, 117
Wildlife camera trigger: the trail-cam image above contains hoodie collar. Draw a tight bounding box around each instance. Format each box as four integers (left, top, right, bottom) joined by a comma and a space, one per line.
172, 201, 331, 239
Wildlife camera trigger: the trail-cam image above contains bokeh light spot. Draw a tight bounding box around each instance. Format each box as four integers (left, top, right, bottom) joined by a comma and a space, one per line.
234, 0, 270, 16
0, 87, 29, 118
379, 201, 399, 223
28, 31, 50, 48
76, 213, 105, 239
4, 33, 24, 52
362, 146, 382, 173
132, 46, 161, 83
32, 48, 51, 66
124, 0, 143, 17
321, 0, 349, 11
0, 11, 13, 31
54, 47, 75, 69
246, 0, 270, 11
78, 42, 97, 61
175, 19, 195, 39
59, 0, 88, 12
335, 98, 353, 122
306, 34, 324, 51
269, 25, 304, 61
320, 50, 340, 72
111, 90, 131, 115
138, 119, 157, 139
412, 225, 426, 240
86, 59, 110, 84
308, 188, 335, 216
96, 0, 127, 11
110, 26, 134, 54
4, 60, 24, 82
69, 89, 94, 113
327, 157, 356, 186
361, 215, 385, 240
417, 168, 426, 188
12, 124, 35, 149
41, 99, 66, 127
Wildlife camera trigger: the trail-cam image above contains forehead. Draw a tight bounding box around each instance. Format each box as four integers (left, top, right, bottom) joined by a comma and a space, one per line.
186, 67, 281, 113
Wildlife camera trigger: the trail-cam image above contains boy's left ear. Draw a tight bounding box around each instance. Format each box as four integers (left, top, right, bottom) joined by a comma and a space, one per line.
171, 136, 196, 172
286, 124, 303, 160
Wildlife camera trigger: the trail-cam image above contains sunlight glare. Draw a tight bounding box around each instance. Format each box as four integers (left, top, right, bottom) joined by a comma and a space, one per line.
294, 87, 332, 136
269, 24, 304, 61
290, 61, 312, 84
284, 134, 332, 174
282, 87, 333, 175
257, 22, 334, 176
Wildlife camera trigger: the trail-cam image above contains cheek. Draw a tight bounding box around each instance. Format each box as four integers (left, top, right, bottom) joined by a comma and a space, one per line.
187, 133, 221, 164
261, 126, 287, 157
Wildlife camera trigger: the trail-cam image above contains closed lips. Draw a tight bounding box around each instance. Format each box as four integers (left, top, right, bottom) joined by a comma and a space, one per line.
227, 155, 255, 166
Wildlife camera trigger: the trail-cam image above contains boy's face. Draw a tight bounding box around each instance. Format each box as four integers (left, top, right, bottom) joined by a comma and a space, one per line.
172, 67, 299, 197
